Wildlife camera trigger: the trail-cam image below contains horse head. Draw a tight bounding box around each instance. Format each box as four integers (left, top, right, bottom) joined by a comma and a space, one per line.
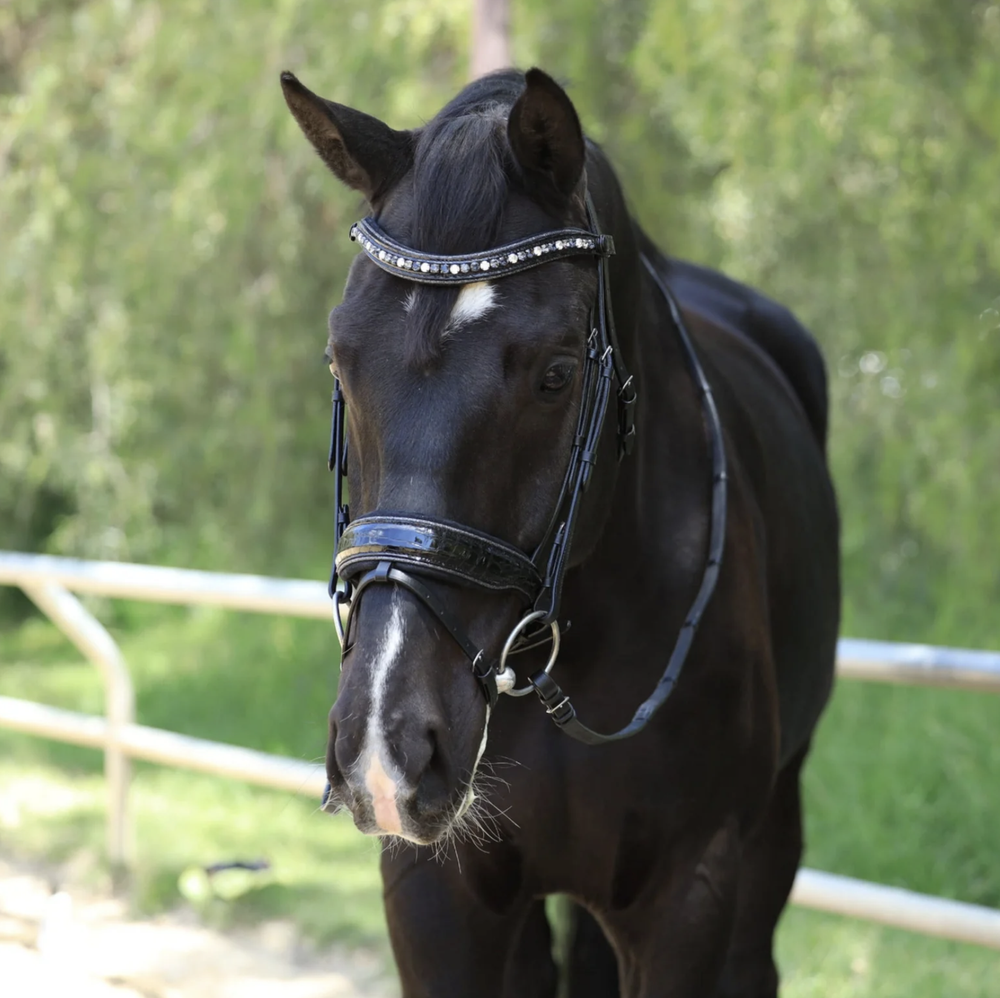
281, 68, 637, 844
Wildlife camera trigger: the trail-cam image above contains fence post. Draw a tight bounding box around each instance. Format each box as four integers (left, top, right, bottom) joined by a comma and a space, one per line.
21, 583, 135, 873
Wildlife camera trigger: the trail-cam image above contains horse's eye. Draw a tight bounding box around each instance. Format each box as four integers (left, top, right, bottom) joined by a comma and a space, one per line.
540, 362, 575, 395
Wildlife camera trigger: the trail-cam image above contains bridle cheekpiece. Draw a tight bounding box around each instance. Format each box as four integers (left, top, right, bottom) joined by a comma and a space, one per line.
325, 197, 727, 747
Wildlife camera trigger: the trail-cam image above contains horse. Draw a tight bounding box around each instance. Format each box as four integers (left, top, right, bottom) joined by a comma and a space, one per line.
280, 66, 840, 998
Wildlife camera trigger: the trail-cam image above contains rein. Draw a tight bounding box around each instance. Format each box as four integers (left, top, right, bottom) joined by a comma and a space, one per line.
529, 257, 727, 744
325, 197, 726, 744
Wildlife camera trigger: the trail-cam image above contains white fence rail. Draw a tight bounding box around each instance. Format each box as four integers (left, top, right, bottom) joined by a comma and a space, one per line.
1, 551, 999, 950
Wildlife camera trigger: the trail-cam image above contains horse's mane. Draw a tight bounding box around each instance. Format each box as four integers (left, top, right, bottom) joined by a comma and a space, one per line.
413, 70, 523, 253
404, 71, 524, 365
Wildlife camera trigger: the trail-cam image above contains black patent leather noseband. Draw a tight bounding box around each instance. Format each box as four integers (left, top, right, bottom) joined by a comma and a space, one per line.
326, 196, 727, 743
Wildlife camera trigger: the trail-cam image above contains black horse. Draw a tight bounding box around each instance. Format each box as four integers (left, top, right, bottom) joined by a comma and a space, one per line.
281, 67, 840, 998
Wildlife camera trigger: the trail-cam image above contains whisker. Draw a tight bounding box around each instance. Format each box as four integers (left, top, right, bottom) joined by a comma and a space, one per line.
482, 754, 524, 771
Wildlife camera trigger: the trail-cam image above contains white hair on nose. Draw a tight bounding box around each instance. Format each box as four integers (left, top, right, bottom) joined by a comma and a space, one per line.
368, 595, 405, 739
361, 595, 408, 836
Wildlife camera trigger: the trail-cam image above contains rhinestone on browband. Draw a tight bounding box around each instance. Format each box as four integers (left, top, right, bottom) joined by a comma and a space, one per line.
349, 216, 615, 285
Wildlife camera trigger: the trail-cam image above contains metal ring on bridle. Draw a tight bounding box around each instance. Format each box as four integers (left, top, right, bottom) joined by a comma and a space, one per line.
495, 610, 561, 698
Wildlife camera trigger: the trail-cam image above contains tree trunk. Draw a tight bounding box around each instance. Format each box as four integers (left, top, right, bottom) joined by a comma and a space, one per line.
470, 0, 511, 79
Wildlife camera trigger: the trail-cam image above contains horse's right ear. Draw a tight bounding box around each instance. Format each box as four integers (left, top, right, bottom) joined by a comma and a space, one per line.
280, 72, 413, 203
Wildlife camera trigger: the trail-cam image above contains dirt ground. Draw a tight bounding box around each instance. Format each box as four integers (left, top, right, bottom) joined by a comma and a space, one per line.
0, 858, 396, 998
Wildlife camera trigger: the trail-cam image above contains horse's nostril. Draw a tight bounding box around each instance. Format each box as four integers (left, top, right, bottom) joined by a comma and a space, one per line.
419, 721, 454, 791
426, 725, 443, 770
334, 729, 362, 777
329, 706, 368, 781
386, 718, 443, 790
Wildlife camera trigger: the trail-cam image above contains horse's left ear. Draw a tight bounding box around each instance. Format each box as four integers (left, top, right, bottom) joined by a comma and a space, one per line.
507, 69, 586, 204
280, 72, 413, 203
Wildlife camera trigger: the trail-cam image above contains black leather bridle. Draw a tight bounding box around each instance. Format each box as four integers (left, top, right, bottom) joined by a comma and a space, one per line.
326, 196, 727, 745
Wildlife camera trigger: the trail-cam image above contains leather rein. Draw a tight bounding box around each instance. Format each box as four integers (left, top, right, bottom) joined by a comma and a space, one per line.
326, 196, 727, 745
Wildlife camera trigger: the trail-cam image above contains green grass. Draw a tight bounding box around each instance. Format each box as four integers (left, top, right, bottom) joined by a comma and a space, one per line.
1, 606, 999, 994
804, 682, 1000, 908
777, 909, 999, 997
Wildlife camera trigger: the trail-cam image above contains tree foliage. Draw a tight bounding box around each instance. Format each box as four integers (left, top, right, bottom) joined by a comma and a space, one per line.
0, 0, 466, 572
2, 0, 998, 645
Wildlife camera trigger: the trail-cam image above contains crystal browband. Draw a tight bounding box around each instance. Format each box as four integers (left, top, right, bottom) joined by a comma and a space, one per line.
350, 216, 615, 285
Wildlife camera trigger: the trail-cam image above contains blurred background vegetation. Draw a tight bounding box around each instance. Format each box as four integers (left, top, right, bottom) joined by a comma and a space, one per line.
3, 0, 999, 644
1, 0, 998, 994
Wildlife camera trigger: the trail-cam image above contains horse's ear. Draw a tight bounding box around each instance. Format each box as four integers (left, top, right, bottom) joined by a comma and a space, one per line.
507, 69, 586, 204
280, 72, 413, 203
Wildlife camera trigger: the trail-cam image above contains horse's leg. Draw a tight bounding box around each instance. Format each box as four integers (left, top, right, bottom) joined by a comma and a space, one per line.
565, 903, 620, 997
383, 848, 557, 998
712, 743, 810, 998
600, 817, 743, 998
504, 899, 560, 998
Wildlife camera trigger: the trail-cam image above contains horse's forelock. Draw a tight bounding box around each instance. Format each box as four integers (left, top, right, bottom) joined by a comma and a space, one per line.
413, 105, 511, 255
400, 79, 521, 366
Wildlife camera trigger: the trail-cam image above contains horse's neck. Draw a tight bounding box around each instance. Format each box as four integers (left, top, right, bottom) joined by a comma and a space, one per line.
589, 254, 712, 602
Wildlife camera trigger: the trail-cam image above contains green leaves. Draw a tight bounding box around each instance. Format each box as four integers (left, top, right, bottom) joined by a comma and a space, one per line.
2, 0, 997, 645
0, 0, 466, 573
520, 0, 1000, 646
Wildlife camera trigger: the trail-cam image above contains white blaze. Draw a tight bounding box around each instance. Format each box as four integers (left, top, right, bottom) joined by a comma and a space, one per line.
362, 595, 406, 835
